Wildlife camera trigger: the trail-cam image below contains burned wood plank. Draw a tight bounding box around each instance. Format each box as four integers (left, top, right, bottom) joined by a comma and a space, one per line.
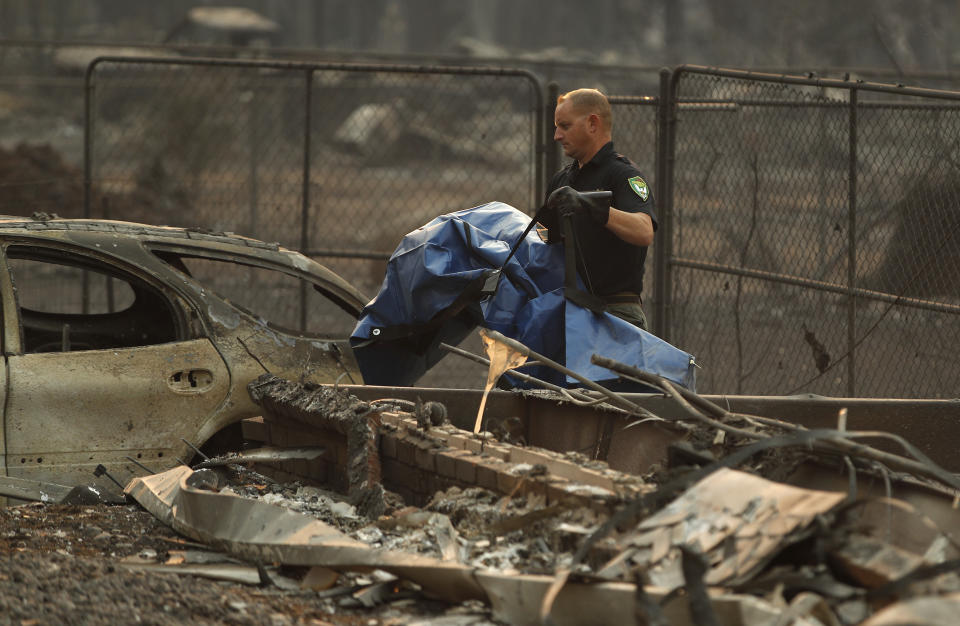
830, 534, 928, 589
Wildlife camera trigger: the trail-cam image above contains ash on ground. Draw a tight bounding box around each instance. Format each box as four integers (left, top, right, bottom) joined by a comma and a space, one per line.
224, 472, 606, 576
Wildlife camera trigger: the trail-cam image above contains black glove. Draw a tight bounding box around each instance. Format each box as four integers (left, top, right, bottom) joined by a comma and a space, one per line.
579, 192, 611, 225
545, 185, 580, 218
544, 186, 610, 225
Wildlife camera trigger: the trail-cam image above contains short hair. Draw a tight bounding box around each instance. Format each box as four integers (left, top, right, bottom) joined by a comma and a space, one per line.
558, 88, 612, 132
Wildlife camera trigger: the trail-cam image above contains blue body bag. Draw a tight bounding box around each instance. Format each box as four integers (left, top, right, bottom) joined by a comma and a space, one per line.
350, 202, 696, 391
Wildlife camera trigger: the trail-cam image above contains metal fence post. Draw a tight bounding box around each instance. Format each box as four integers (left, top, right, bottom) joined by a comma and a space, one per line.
82, 60, 96, 314
847, 86, 858, 397
654, 67, 673, 340
83, 61, 95, 220
533, 77, 546, 207
544, 82, 560, 198
247, 83, 261, 239
300, 68, 313, 332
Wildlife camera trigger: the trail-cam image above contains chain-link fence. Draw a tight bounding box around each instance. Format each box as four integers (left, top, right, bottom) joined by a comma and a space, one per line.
84, 56, 544, 389
657, 66, 960, 398
53, 52, 960, 398
0, 43, 89, 213
606, 93, 663, 327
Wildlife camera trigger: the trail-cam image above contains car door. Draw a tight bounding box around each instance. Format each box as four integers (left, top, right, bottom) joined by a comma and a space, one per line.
146, 246, 366, 414
1, 243, 230, 490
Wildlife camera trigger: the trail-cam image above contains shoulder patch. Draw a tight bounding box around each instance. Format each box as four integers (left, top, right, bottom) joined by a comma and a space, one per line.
628, 176, 649, 201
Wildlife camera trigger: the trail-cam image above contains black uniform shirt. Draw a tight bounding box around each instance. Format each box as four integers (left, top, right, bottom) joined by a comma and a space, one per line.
543, 142, 658, 297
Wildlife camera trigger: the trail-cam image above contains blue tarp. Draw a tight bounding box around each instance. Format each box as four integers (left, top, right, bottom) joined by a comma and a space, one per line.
351, 202, 696, 391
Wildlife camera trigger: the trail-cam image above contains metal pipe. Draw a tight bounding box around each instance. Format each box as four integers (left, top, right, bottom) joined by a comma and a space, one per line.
125, 456, 156, 475
247, 82, 260, 239
86, 54, 543, 83
674, 64, 960, 100
674, 99, 960, 110
667, 257, 960, 316
81, 58, 96, 316
180, 438, 209, 462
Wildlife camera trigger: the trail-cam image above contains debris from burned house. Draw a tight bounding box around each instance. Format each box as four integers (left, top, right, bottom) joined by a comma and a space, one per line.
331, 100, 529, 167
0, 475, 122, 506
154, 363, 951, 624
0, 142, 188, 222
246, 373, 651, 513
195, 446, 325, 469
122, 434, 960, 625
248, 374, 387, 519
8, 333, 960, 623
163, 7, 280, 47
332, 102, 405, 160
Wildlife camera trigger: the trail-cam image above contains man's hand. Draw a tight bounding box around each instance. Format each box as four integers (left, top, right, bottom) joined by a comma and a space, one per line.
545, 186, 611, 225
545, 186, 580, 218
578, 192, 611, 225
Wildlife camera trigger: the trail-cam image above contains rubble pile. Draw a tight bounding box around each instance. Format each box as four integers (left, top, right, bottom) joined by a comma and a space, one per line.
0, 143, 83, 216
0, 141, 186, 222
220, 471, 607, 576
4, 362, 960, 623
116, 372, 960, 625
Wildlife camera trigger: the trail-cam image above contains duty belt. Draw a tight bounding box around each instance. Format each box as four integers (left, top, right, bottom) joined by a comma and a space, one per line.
602, 292, 642, 305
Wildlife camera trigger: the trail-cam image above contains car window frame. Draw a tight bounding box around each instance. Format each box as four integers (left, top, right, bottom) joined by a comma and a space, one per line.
146, 243, 367, 324
0, 241, 194, 356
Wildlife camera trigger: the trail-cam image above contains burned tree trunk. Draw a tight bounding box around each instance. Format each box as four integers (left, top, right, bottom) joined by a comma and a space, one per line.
864, 172, 960, 298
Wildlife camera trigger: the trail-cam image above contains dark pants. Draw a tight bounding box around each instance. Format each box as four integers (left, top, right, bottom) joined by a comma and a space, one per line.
604, 299, 648, 331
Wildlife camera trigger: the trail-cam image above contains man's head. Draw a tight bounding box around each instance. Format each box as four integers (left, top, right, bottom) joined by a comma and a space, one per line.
554, 88, 613, 166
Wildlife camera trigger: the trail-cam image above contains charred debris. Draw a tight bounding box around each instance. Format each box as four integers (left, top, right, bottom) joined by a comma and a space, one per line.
6, 333, 960, 626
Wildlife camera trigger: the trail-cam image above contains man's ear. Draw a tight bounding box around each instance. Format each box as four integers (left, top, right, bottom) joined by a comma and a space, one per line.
587, 113, 600, 133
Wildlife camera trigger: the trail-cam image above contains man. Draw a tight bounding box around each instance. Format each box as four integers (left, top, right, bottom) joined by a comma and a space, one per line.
541, 88, 657, 330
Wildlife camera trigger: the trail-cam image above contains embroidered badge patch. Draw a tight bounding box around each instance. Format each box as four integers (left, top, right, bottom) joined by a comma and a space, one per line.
628, 176, 649, 201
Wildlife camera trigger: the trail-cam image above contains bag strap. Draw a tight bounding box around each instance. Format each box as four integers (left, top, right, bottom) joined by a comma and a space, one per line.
561, 212, 606, 314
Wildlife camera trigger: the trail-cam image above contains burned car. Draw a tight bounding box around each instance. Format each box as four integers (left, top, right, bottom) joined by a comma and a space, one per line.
0, 216, 366, 500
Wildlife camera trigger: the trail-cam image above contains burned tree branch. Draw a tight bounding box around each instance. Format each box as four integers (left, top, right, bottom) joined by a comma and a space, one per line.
591, 354, 960, 492
457, 330, 663, 422
440, 342, 612, 409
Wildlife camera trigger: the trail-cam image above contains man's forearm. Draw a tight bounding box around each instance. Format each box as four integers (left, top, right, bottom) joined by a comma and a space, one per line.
606, 209, 654, 246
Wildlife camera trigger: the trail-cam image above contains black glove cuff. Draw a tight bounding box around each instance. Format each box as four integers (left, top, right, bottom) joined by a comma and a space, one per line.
589, 203, 610, 225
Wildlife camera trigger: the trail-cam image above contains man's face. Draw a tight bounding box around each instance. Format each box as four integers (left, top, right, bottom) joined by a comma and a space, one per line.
554, 100, 592, 163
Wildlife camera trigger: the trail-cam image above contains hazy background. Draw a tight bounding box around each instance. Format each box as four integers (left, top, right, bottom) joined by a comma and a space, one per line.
1, 0, 957, 74
3, 1, 960, 397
